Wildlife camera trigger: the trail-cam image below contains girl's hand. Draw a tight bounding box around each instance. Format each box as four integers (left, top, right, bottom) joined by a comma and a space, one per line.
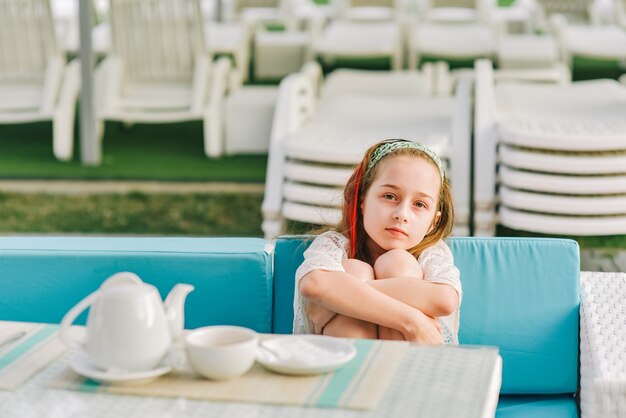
306, 302, 337, 334
402, 309, 443, 344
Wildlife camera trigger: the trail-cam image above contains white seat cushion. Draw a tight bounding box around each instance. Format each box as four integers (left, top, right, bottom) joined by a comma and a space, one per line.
0, 84, 42, 112
426, 7, 478, 23
206, 22, 248, 53
499, 206, 626, 236
285, 95, 452, 163
496, 80, 626, 149
562, 25, 626, 60
499, 166, 626, 194
313, 21, 399, 56
500, 186, 626, 216
321, 69, 428, 99
499, 145, 626, 175
497, 35, 559, 69
414, 23, 495, 58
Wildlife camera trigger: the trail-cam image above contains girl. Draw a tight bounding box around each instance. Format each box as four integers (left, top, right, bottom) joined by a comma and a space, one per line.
294, 139, 461, 344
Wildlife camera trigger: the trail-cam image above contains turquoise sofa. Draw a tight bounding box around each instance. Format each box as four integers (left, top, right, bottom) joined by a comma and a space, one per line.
0, 237, 273, 331
0, 235, 581, 417
274, 236, 580, 418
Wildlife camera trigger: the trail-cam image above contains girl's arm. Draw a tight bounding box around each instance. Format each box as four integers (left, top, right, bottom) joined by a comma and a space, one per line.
371, 249, 459, 318
367, 278, 459, 318
300, 270, 441, 342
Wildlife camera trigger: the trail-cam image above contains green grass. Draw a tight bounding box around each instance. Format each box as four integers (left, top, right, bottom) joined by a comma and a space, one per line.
317, 55, 625, 78
0, 192, 624, 248
0, 121, 267, 181
318, 56, 393, 72
1, 35, 624, 245
572, 57, 625, 81
0, 192, 263, 236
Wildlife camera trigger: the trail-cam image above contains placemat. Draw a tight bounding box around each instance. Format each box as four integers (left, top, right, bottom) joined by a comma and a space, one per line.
0, 321, 66, 390
49, 339, 409, 410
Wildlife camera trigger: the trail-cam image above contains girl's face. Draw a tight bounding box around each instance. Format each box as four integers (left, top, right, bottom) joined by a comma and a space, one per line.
361, 155, 442, 259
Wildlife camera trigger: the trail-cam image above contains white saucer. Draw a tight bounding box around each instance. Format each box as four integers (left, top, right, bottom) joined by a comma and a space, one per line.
256, 335, 356, 376
69, 351, 172, 385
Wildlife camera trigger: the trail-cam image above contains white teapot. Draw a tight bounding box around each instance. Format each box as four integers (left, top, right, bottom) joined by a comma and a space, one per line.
60, 272, 194, 372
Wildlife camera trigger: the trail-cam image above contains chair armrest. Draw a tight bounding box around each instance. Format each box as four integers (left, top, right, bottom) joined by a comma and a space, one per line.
580, 271, 626, 418
206, 56, 232, 111
473, 59, 498, 216
261, 72, 316, 222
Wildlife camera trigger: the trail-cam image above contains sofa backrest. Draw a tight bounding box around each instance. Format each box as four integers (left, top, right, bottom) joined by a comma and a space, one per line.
0, 237, 273, 332
273, 236, 580, 395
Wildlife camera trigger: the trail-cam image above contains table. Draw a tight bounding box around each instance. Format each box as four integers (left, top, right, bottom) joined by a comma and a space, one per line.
0, 322, 502, 418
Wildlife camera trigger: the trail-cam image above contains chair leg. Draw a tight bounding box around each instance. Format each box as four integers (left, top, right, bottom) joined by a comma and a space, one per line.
52, 59, 81, 161
52, 109, 75, 161
408, 48, 419, 71
203, 108, 223, 158
96, 120, 105, 144
262, 217, 286, 241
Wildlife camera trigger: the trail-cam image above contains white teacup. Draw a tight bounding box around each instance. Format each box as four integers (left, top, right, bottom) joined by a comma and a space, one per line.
185, 326, 258, 380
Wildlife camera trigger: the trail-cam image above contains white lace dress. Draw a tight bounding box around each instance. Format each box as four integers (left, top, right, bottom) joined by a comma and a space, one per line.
293, 230, 462, 344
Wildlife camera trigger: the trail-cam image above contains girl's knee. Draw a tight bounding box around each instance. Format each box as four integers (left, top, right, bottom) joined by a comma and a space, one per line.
374, 249, 420, 279
343, 258, 375, 281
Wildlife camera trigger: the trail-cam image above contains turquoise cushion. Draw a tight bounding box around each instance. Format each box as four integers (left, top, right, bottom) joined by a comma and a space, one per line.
272, 236, 579, 395
449, 238, 579, 394
496, 395, 579, 418
0, 237, 273, 332
273, 236, 309, 334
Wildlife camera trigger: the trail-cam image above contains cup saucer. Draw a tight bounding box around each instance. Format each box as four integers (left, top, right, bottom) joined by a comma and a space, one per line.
256, 335, 356, 376
69, 350, 172, 385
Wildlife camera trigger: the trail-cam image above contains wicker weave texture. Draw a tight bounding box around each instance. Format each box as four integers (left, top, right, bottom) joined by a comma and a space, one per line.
580, 272, 626, 418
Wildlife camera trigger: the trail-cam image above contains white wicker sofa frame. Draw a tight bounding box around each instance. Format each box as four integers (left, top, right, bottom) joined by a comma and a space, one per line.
580, 271, 626, 418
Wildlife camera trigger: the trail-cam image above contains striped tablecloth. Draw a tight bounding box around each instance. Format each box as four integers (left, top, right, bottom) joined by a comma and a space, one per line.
50, 339, 409, 411
0, 321, 66, 390
0, 321, 502, 418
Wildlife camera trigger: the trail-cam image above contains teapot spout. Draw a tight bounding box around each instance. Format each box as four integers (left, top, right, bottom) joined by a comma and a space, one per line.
164, 284, 194, 340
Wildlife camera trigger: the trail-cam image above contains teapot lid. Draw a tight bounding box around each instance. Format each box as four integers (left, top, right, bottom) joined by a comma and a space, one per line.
100, 272, 152, 295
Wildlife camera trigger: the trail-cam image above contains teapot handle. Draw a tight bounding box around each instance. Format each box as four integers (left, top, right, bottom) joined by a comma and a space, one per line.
59, 291, 98, 350
59, 272, 142, 350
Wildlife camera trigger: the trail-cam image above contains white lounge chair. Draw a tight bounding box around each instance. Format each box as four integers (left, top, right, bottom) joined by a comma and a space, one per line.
530, 0, 626, 67
0, 0, 81, 161
311, 0, 405, 71
222, 0, 309, 80
50, 0, 111, 56
474, 59, 626, 236
531, 0, 592, 27
618, 0, 626, 27
416, 0, 489, 23
556, 21, 626, 66
95, 0, 232, 158
223, 0, 296, 31
339, 0, 401, 21
408, 0, 497, 69
205, 20, 252, 82
262, 61, 473, 239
